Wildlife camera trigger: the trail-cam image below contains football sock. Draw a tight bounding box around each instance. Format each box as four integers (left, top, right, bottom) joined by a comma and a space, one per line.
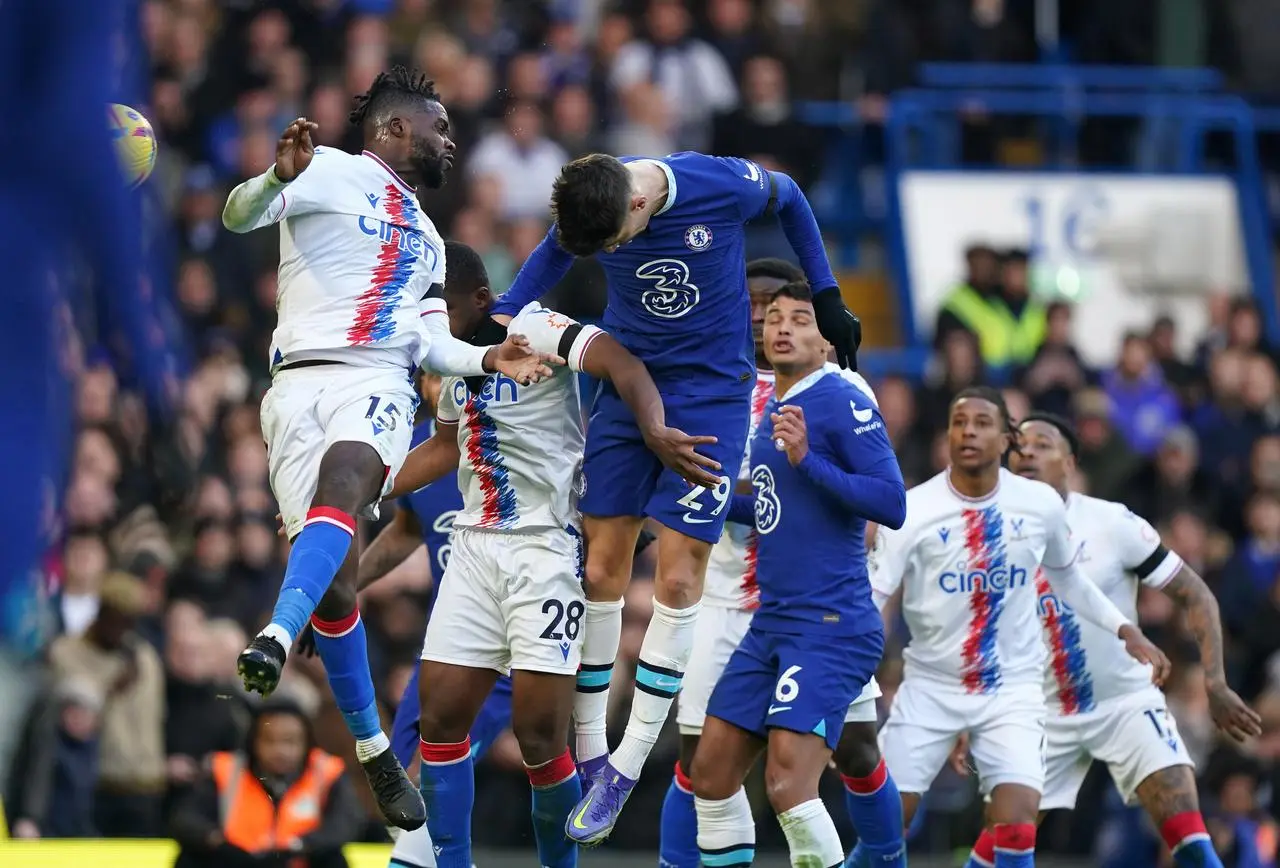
311, 609, 387, 759
696, 788, 756, 868
840, 760, 906, 867
777, 798, 844, 868
993, 823, 1035, 868
965, 828, 996, 867
1162, 812, 1222, 868
421, 738, 474, 868
389, 824, 437, 868
267, 507, 356, 646
527, 749, 581, 868
574, 599, 623, 764
611, 600, 700, 778
660, 761, 700, 868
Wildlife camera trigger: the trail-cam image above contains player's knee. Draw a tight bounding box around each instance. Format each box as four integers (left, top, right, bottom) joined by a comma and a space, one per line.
763, 756, 812, 814
583, 557, 629, 601
834, 724, 881, 779
418, 703, 472, 745
313, 582, 357, 621
510, 715, 566, 767
314, 444, 383, 511
688, 749, 736, 801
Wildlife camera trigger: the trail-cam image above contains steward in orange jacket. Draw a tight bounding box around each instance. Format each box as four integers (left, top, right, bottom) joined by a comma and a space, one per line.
172, 698, 361, 868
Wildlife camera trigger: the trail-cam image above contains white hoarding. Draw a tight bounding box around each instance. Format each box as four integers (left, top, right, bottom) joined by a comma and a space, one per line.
899, 172, 1249, 366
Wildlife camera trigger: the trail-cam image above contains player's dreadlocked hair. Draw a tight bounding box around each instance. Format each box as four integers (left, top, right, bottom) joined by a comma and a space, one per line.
950, 385, 1021, 455
1021, 411, 1080, 456
746, 257, 804, 284
348, 65, 440, 129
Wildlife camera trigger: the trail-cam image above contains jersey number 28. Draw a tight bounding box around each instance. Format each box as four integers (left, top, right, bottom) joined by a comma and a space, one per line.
540, 599, 584, 642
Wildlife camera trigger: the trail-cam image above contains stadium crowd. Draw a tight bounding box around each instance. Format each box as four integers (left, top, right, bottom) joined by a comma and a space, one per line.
4, 0, 1280, 866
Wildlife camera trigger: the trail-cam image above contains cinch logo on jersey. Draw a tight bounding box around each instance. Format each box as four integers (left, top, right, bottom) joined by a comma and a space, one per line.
1035, 570, 1095, 714
348, 183, 420, 344
452, 374, 520, 408
937, 563, 1030, 593
463, 391, 518, 529
959, 506, 1013, 694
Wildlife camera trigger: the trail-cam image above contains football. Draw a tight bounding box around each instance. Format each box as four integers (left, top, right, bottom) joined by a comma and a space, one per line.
108, 103, 158, 187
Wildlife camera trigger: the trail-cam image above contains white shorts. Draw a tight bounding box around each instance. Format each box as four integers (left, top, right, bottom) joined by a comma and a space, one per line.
261, 364, 417, 540
676, 605, 881, 733
421, 526, 585, 676
1041, 688, 1194, 810
880, 677, 1046, 796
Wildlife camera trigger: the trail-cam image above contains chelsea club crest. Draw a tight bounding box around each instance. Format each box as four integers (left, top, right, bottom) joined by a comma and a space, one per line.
684, 224, 713, 251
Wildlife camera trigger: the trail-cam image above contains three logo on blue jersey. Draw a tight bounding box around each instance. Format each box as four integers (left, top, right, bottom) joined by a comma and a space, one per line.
635, 258, 700, 319
751, 464, 782, 534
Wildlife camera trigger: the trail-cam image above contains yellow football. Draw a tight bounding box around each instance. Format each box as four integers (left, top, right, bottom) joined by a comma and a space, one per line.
108, 103, 158, 188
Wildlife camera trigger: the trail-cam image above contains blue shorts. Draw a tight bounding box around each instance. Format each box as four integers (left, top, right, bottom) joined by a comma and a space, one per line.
580, 384, 750, 544
706, 625, 884, 751
392, 665, 513, 769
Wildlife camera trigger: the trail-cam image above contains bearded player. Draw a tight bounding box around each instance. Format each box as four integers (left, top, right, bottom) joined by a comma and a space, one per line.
955, 413, 1260, 868
221, 67, 554, 828
490, 153, 862, 843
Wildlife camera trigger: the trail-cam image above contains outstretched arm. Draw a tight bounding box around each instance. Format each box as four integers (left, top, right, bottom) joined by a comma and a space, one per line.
222, 166, 290, 233
357, 506, 425, 593
490, 227, 576, 318
383, 421, 462, 501
1161, 566, 1262, 741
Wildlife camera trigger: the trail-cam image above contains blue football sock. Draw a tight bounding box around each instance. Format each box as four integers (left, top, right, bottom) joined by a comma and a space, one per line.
271, 507, 356, 642
845, 842, 868, 868
311, 610, 382, 747
421, 738, 475, 868
528, 750, 582, 868
841, 760, 906, 867
659, 763, 699, 868
1163, 813, 1222, 868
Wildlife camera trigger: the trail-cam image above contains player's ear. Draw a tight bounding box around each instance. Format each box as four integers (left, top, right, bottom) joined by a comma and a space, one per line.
474, 287, 492, 311
388, 116, 406, 139
631, 193, 647, 213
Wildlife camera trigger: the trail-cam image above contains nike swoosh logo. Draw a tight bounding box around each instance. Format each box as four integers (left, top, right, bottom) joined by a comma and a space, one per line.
651, 677, 680, 689
571, 804, 591, 830
767, 705, 791, 714
683, 515, 712, 524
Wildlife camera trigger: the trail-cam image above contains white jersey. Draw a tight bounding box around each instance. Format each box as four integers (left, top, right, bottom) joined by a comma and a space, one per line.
871, 468, 1130, 692
247, 147, 447, 369
437, 304, 603, 532
703, 363, 880, 610
1039, 493, 1182, 714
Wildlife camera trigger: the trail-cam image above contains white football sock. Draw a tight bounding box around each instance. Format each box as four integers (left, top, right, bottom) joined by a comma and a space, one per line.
573, 599, 624, 764
696, 789, 756, 866
355, 732, 391, 764
389, 821, 436, 867
611, 599, 700, 779
777, 798, 844, 868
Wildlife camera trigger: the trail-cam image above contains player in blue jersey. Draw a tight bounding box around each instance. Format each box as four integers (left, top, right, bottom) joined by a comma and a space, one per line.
489, 152, 862, 843
688, 281, 906, 868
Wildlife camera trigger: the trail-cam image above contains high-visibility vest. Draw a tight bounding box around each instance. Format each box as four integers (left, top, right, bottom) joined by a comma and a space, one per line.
943, 285, 1047, 368
210, 749, 346, 854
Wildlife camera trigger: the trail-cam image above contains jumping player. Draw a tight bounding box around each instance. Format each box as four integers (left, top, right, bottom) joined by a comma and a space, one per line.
871, 388, 1171, 868
659, 265, 898, 868
221, 69, 555, 828
686, 282, 905, 868
489, 152, 862, 843
957, 413, 1260, 868
377, 242, 704, 868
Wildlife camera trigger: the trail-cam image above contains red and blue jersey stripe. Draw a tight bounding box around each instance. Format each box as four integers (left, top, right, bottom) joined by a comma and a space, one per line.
960, 506, 1007, 694
348, 183, 419, 345
1035, 569, 1094, 714
464, 392, 518, 528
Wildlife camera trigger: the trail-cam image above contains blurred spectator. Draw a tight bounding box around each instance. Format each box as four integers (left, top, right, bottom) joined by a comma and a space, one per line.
934, 243, 1028, 371
1151, 314, 1200, 404
47, 573, 166, 837
1073, 389, 1141, 504
56, 531, 109, 637
550, 84, 602, 158
1018, 301, 1091, 419
1219, 492, 1280, 634
711, 53, 822, 188
1125, 425, 1218, 528
1103, 332, 1182, 457
611, 0, 738, 151
467, 101, 569, 221
705, 0, 768, 79
542, 9, 591, 92
608, 81, 677, 159
172, 698, 360, 868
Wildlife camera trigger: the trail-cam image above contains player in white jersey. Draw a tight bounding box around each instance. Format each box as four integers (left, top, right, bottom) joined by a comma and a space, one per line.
659, 260, 889, 868
955, 412, 1260, 868
375, 241, 713, 868
870, 387, 1170, 867
220, 68, 556, 829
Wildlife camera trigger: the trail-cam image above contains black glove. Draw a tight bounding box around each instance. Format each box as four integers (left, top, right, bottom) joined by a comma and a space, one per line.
295, 623, 317, 658
812, 287, 862, 371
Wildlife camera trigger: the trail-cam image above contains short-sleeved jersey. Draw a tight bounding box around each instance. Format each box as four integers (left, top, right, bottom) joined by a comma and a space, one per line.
595, 152, 780, 398
747, 369, 899, 636
398, 421, 463, 599
705, 364, 881, 611
437, 304, 601, 532
871, 468, 1080, 691
261, 147, 446, 368
1038, 493, 1182, 714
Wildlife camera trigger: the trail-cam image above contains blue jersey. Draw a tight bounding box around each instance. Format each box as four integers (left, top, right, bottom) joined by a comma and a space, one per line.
492, 152, 839, 398
742, 369, 906, 636
399, 421, 463, 606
